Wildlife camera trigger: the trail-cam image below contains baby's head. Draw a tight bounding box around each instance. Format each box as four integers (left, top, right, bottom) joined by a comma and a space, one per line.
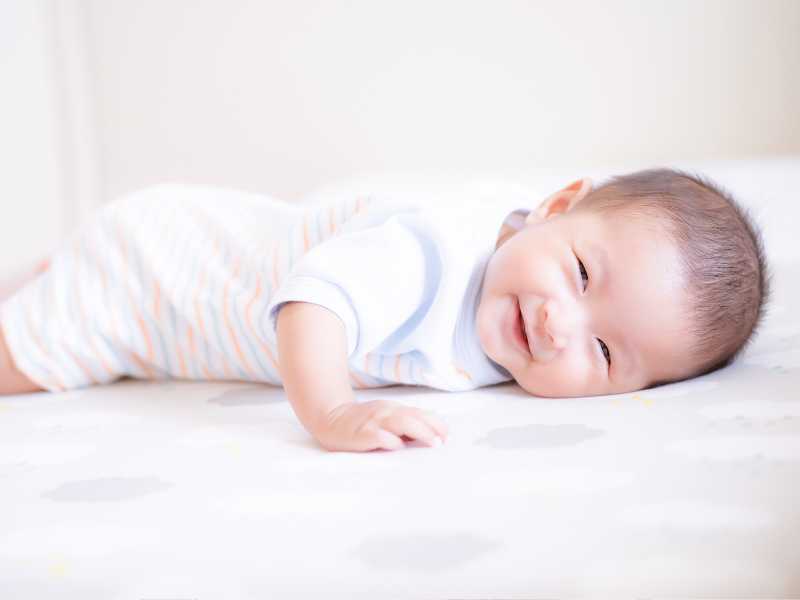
476, 167, 770, 397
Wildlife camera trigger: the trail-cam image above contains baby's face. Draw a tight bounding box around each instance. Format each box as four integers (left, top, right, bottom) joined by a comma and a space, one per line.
476, 206, 695, 397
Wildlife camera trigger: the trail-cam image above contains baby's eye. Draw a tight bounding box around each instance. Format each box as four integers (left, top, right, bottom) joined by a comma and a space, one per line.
577, 256, 588, 291
598, 338, 611, 367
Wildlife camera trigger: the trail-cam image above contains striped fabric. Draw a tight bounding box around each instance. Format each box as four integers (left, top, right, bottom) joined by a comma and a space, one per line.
0, 184, 380, 392
0, 184, 520, 391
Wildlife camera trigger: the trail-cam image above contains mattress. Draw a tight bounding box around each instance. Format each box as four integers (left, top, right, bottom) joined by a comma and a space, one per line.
1, 157, 798, 598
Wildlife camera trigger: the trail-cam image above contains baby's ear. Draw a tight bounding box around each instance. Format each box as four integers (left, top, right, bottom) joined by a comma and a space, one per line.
526, 178, 593, 225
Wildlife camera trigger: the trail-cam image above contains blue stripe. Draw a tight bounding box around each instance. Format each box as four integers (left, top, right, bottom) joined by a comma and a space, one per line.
200, 234, 231, 378
245, 258, 280, 384
221, 239, 251, 380
375, 221, 440, 353
79, 235, 129, 376
147, 203, 179, 379
207, 233, 248, 380
199, 238, 231, 379
159, 202, 194, 378
84, 233, 131, 374
66, 240, 101, 384
162, 207, 183, 376
63, 246, 97, 384
180, 211, 214, 379
99, 211, 140, 375
229, 258, 274, 381
39, 259, 83, 386
7, 286, 53, 388
110, 205, 168, 380
128, 208, 173, 378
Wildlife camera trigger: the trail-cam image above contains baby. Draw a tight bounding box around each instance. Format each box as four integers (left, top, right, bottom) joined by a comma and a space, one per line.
0, 168, 770, 452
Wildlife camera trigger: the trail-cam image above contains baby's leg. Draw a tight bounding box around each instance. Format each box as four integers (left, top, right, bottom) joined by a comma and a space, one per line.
0, 259, 50, 393
0, 324, 44, 394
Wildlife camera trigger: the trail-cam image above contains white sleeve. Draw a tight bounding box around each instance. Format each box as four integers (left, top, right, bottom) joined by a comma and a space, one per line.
265, 216, 429, 358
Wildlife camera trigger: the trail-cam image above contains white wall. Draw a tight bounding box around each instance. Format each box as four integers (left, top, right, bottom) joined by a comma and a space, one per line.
0, 0, 66, 276
81, 0, 800, 201
0, 0, 100, 279
1, 0, 798, 279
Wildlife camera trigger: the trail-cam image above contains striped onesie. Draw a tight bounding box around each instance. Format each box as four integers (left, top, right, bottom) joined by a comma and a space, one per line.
0, 183, 522, 393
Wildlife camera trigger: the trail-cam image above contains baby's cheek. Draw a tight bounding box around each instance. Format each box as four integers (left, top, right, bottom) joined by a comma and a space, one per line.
520, 356, 597, 397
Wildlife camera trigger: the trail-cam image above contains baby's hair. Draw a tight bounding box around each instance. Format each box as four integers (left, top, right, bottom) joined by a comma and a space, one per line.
574, 167, 771, 386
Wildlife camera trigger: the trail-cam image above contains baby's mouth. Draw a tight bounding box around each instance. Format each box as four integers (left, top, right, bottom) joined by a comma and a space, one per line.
519, 307, 529, 347
517, 297, 533, 358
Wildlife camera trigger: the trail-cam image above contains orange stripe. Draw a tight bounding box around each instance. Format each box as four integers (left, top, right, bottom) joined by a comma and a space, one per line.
193, 267, 209, 359
193, 262, 216, 380
355, 197, 362, 213
71, 240, 116, 381
97, 232, 137, 379
113, 229, 159, 379
245, 273, 280, 376
187, 323, 197, 356
214, 233, 234, 380
153, 279, 161, 319
453, 363, 472, 381
24, 300, 64, 391
135, 312, 155, 364
151, 279, 186, 378
181, 322, 197, 378
190, 322, 214, 381
113, 220, 157, 379
394, 355, 402, 381
191, 209, 235, 380
222, 255, 257, 378
129, 351, 156, 379
64, 346, 99, 386
176, 339, 187, 378
121, 225, 152, 371
53, 247, 99, 386
303, 215, 310, 252
328, 205, 336, 235
174, 320, 187, 379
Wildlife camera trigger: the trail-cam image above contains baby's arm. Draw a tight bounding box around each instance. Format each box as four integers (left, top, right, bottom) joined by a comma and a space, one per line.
276, 301, 448, 452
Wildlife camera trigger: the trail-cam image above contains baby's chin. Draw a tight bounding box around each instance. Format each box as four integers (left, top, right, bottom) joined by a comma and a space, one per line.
511, 373, 613, 399
513, 377, 568, 398
515, 382, 601, 398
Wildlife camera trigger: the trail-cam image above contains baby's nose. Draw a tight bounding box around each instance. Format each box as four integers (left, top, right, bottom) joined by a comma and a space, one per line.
540, 299, 571, 350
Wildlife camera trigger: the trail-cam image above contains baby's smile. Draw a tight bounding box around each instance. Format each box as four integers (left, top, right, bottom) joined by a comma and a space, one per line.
509, 296, 530, 357
477, 200, 692, 398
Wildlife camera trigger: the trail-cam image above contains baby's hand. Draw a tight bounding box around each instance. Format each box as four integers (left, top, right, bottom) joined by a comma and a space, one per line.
314, 399, 449, 452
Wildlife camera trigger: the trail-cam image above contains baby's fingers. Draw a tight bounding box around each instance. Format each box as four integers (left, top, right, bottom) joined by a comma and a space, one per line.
382, 413, 442, 447
419, 410, 449, 442
373, 429, 406, 451
329, 425, 404, 452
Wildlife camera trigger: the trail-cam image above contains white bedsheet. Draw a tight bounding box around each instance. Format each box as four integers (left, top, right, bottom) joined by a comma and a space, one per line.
1, 157, 798, 598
